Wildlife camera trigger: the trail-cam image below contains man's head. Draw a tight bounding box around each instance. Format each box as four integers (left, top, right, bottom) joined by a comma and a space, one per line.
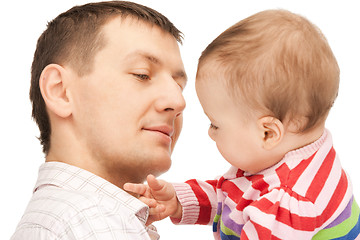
196, 9, 339, 133
30, 1, 186, 183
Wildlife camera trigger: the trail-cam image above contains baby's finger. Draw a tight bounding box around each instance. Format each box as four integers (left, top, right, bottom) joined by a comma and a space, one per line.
123, 183, 148, 195
146, 174, 164, 192
138, 197, 158, 208
148, 203, 166, 216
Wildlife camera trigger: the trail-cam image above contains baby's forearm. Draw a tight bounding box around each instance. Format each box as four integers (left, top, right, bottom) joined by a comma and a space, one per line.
170, 199, 183, 219
172, 180, 218, 225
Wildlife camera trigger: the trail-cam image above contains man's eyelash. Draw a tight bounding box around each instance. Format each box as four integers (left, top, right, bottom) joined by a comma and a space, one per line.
133, 74, 150, 80
210, 123, 219, 130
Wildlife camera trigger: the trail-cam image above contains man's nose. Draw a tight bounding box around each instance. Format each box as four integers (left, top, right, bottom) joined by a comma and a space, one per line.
155, 79, 186, 116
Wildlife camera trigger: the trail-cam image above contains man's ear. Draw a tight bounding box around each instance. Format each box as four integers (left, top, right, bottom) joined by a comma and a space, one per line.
39, 64, 72, 118
257, 116, 284, 150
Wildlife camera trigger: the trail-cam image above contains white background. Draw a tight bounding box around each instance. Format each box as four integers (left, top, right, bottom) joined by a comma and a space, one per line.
1, 0, 359, 239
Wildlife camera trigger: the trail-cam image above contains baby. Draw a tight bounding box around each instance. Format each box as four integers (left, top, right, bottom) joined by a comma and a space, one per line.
125, 10, 360, 239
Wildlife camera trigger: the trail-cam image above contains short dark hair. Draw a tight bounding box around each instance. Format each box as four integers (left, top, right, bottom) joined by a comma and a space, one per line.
30, 1, 183, 154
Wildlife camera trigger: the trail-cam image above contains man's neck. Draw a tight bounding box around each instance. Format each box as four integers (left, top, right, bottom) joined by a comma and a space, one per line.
45, 156, 146, 189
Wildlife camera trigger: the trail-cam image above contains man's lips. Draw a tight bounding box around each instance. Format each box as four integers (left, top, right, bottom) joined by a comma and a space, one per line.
142, 125, 174, 137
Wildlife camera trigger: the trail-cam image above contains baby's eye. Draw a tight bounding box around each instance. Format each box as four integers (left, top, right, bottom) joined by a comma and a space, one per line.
133, 74, 150, 80
209, 123, 219, 130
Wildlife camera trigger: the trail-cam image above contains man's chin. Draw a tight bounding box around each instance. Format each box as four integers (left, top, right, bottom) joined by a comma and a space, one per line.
146, 156, 172, 178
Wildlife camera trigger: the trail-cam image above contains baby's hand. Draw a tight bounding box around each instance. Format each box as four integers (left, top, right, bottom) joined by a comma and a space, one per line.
124, 175, 182, 225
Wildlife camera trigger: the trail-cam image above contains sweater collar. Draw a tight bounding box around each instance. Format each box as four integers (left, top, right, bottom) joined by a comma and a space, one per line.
223, 129, 330, 179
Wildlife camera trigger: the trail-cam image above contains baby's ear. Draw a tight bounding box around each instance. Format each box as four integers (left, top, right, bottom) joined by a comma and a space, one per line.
39, 64, 72, 118
257, 116, 284, 150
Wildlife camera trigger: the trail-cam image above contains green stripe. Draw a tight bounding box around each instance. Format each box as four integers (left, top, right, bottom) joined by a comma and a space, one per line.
220, 218, 241, 237
214, 214, 221, 223
313, 199, 360, 239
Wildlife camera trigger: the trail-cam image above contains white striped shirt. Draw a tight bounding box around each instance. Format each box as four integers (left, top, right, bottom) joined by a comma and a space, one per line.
11, 162, 159, 240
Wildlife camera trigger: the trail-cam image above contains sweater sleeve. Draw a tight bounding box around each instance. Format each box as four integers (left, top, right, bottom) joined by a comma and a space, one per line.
171, 179, 218, 225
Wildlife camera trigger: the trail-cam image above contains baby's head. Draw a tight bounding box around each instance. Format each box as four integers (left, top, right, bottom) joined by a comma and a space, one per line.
196, 10, 339, 173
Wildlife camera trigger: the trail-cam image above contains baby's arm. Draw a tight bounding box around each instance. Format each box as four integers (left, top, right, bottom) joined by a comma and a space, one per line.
125, 176, 219, 226
124, 175, 182, 225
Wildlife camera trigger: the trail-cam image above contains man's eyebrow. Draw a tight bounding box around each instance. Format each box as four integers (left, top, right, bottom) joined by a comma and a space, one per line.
126, 50, 188, 82
144, 54, 160, 65
125, 51, 161, 65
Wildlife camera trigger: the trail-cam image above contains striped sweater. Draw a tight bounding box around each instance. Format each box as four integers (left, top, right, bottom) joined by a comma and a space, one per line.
172, 130, 360, 239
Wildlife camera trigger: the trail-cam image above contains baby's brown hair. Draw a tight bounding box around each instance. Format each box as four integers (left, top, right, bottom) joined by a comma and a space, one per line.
197, 9, 339, 132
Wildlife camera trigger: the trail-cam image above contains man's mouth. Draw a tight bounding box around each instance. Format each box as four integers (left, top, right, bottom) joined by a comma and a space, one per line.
142, 125, 174, 137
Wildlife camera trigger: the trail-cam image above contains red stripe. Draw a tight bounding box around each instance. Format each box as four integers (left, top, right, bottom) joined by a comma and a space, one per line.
217, 176, 225, 189
286, 152, 315, 189
253, 220, 271, 238
240, 231, 249, 240
274, 152, 317, 190
251, 170, 348, 231
305, 147, 336, 202
275, 164, 291, 184
223, 181, 244, 203
205, 180, 218, 192
316, 169, 348, 225
236, 169, 245, 178
253, 197, 317, 231
247, 174, 270, 197
237, 198, 254, 212
185, 179, 212, 225
252, 221, 282, 240
221, 180, 253, 212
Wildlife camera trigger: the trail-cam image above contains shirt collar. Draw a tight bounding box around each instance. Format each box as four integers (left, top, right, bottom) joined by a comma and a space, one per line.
34, 161, 149, 223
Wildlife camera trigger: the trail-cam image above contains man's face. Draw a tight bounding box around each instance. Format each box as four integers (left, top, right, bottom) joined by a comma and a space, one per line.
69, 17, 186, 181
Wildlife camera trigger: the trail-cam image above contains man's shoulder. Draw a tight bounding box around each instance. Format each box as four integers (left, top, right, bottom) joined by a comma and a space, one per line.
13, 186, 139, 238
33, 185, 102, 213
